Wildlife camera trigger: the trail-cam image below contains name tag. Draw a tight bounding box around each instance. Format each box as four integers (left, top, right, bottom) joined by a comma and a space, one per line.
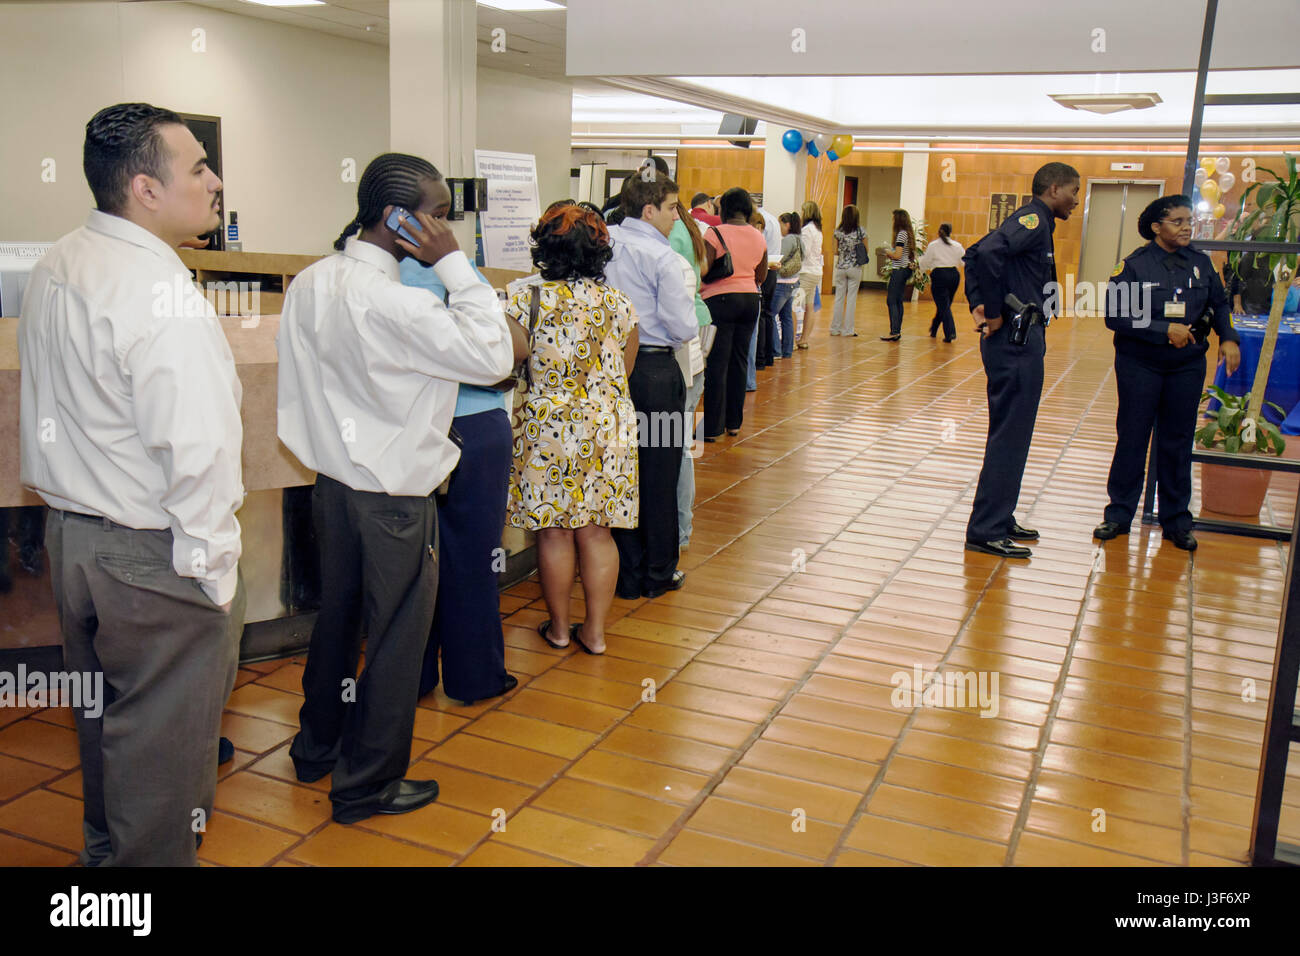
1164, 301, 1186, 319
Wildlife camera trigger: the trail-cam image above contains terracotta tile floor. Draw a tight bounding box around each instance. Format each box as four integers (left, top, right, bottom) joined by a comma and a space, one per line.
4, 291, 1300, 867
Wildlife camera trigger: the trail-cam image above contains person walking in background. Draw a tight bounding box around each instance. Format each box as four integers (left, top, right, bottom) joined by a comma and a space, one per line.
669, 200, 712, 551
508, 204, 640, 654
701, 187, 770, 440
606, 174, 698, 601
880, 208, 916, 341
399, 254, 527, 706
794, 200, 824, 349
772, 212, 803, 358
829, 204, 868, 337
918, 222, 964, 342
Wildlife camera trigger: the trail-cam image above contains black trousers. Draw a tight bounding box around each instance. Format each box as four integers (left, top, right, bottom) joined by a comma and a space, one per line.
928, 267, 960, 340
614, 350, 686, 596
703, 292, 760, 437
291, 474, 438, 815
757, 269, 778, 367
1104, 348, 1206, 534
967, 322, 1046, 542
420, 408, 512, 701
886, 267, 912, 335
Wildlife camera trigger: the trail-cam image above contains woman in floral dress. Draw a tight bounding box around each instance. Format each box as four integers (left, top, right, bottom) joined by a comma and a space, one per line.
506, 203, 639, 654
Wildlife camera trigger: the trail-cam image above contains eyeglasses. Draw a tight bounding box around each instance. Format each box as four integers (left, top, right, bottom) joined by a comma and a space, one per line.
1159, 217, 1193, 227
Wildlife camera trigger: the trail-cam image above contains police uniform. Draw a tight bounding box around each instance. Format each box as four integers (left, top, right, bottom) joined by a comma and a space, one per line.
1100, 241, 1237, 536
963, 196, 1057, 550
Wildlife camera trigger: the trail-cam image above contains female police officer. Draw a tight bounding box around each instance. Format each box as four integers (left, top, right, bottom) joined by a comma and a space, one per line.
1093, 194, 1241, 551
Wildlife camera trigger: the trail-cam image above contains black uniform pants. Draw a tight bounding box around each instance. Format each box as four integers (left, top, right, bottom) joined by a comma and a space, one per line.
703, 292, 760, 437
614, 350, 686, 596
420, 408, 512, 701
928, 267, 960, 340
967, 322, 1046, 543
757, 269, 778, 367
1104, 349, 1206, 534
291, 474, 437, 816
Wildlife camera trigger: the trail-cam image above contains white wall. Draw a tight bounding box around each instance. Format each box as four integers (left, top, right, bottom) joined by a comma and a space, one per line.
477, 67, 573, 211
0, 2, 389, 254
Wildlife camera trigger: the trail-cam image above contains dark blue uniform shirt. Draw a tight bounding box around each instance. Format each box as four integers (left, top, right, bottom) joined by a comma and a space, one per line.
1105, 240, 1238, 364
963, 196, 1058, 320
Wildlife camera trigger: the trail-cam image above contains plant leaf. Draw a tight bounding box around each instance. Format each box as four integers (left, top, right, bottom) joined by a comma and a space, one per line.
1226, 435, 1242, 454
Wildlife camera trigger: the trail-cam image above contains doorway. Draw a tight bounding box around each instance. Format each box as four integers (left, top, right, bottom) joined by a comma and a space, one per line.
1077, 180, 1163, 314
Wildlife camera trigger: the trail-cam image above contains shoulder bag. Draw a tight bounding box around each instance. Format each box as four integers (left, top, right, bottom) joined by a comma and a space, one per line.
701, 226, 734, 284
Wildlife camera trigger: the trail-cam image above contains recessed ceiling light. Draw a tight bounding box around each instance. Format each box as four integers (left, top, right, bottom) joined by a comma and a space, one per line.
478, 0, 566, 11
239, 0, 326, 7
1049, 92, 1163, 114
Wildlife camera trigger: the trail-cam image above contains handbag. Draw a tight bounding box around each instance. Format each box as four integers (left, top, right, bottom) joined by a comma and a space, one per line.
487, 284, 542, 392
853, 229, 870, 268
778, 240, 803, 278
701, 226, 734, 284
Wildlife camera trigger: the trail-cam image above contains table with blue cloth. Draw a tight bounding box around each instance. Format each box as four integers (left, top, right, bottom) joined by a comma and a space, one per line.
1210, 304, 1300, 435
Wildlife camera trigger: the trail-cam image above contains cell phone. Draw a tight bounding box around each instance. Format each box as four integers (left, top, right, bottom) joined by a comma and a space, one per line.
385, 207, 421, 246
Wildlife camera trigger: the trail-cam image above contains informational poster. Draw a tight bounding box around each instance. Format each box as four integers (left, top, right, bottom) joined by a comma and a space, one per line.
474, 149, 541, 273
988, 193, 1020, 231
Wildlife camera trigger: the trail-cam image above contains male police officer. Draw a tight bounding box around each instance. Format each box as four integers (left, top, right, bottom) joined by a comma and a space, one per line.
1094, 194, 1241, 551
964, 162, 1080, 558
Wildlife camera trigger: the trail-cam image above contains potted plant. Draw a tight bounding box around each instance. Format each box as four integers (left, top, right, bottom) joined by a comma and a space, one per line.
909, 219, 930, 295
1196, 385, 1287, 515
1226, 154, 1299, 447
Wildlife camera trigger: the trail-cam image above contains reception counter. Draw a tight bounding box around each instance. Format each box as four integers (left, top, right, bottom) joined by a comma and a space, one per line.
1, 291, 536, 662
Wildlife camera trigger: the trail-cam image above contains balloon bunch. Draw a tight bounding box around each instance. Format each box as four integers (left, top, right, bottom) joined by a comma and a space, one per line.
1194, 156, 1236, 222
781, 130, 855, 162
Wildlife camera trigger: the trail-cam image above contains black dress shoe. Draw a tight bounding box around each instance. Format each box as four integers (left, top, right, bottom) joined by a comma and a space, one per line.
333, 778, 440, 825
965, 538, 1032, 558
943, 337, 957, 343
1163, 529, 1198, 551
1093, 520, 1128, 540
457, 674, 519, 706
1008, 522, 1039, 541
643, 570, 686, 599
880, 334, 901, 342
218, 736, 235, 766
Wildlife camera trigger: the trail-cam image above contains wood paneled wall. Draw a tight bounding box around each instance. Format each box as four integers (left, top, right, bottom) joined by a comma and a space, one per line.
673, 148, 764, 202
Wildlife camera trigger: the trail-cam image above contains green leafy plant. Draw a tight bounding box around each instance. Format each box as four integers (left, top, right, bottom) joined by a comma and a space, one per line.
909, 219, 929, 293
1197, 385, 1287, 455
1228, 154, 1299, 281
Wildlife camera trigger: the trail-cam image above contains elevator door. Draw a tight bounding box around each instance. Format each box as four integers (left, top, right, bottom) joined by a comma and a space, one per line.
1078, 182, 1162, 314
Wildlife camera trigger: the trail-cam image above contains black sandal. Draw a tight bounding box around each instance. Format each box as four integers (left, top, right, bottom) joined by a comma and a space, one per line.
537, 620, 570, 649
570, 623, 602, 656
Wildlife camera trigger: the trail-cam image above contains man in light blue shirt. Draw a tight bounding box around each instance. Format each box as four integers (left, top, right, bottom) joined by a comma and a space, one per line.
604, 174, 697, 599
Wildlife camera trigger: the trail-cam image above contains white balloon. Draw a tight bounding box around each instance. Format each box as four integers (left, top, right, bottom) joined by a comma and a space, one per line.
1195, 167, 1208, 186
813, 133, 833, 152
1215, 156, 1231, 174
1218, 171, 1236, 192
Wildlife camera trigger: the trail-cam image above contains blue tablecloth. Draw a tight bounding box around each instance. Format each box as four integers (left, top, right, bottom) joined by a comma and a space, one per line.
1210, 311, 1300, 434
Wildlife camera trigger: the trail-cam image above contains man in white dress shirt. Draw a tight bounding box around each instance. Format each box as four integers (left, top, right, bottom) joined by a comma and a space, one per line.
277, 153, 517, 824
19, 103, 245, 866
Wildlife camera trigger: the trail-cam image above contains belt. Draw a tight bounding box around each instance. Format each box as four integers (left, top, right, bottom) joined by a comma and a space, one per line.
638, 345, 675, 354
52, 508, 142, 533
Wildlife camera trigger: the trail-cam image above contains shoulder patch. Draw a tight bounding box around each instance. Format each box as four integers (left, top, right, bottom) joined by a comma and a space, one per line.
1018, 213, 1039, 230
1110, 262, 1125, 278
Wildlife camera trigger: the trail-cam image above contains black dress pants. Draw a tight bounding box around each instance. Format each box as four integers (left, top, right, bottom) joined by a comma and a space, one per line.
1104, 348, 1206, 535
614, 350, 686, 596
928, 267, 960, 340
757, 269, 778, 367
291, 474, 438, 816
420, 408, 512, 701
967, 322, 1046, 543
702, 292, 760, 437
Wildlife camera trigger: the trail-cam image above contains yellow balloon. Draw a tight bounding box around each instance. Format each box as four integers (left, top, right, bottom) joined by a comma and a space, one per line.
830, 134, 854, 157
1213, 203, 1226, 219
1200, 156, 1217, 174
1200, 179, 1221, 203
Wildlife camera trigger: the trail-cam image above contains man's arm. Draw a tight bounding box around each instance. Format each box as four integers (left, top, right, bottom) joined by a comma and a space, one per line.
128, 316, 244, 606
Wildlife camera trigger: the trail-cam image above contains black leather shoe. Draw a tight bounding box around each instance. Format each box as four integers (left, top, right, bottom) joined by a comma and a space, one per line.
218, 736, 235, 766
1163, 529, 1198, 551
333, 778, 440, 825
643, 570, 686, 599
1008, 522, 1039, 541
1093, 520, 1128, 540
965, 538, 1032, 558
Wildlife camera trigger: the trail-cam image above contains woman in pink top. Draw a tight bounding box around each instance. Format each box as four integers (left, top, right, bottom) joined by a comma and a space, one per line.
700, 187, 770, 440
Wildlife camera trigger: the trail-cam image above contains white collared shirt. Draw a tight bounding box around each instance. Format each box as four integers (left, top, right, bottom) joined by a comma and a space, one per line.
758, 207, 782, 262
277, 238, 513, 497
918, 237, 966, 270
19, 210, 245, 605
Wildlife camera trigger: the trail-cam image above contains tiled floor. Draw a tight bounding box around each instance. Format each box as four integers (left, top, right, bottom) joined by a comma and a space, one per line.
4, 291, 1300, 866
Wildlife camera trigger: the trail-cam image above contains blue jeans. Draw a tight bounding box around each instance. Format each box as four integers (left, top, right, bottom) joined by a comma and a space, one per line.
886, 267, 912, 335
771, 281, 796, 356
747, 320, 759, 390
677, 364, 708, 547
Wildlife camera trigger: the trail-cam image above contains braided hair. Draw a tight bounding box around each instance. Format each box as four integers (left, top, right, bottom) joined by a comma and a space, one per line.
335, 152, 442, 251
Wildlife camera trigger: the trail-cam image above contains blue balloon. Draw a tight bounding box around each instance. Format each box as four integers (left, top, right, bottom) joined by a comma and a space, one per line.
781, 129, 803, 154
806, 139, 820, 158
826, 149, 840, 162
